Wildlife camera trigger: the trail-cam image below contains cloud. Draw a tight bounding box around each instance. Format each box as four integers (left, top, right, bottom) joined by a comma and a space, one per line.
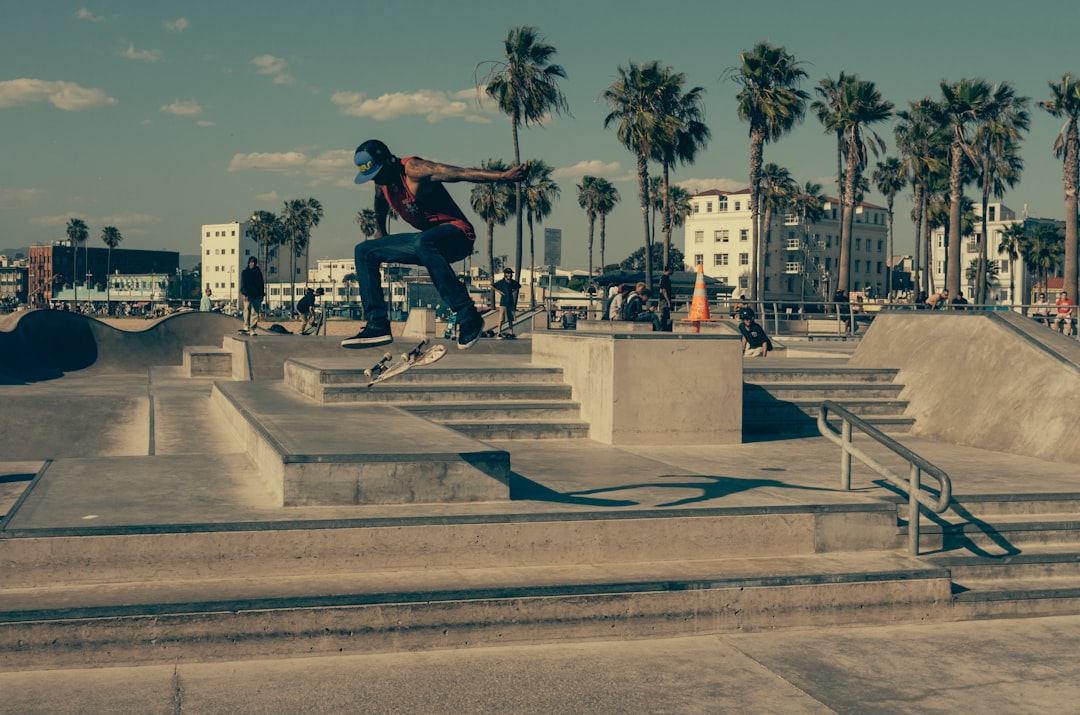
0, 79, 117, 110
255, 191, 284, 202
677, 177, 747, 195
164, 17, 188, 33
330, 88, 493, 123
196, 119, 215, 127
119, 43, 163, 63
228, 149, 352, 184
160, 99, 202, 116
552, 160, 624, 182
252, 54, 294, 85
75, 8, 104, 22
0, 187, 45, 209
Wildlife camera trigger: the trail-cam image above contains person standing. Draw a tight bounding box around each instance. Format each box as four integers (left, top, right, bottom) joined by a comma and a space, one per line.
1054, 291, 1075, 335
200, 287, 213, 312
658, 265, 674, 331
341, 139, 526, 350
493, 267, 521, 338
239, 256, 265, 334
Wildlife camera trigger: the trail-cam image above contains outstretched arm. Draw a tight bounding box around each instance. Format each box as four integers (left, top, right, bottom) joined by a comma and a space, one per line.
405, 157, 527, 185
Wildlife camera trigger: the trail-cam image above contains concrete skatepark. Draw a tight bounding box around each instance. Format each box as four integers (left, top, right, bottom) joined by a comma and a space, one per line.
2, 307, 1080, 712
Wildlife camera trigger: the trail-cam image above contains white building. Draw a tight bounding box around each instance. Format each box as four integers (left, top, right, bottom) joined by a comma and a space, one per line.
928, 202, 1056, 306
682, 189, 891, 302
200, 221, 309, 310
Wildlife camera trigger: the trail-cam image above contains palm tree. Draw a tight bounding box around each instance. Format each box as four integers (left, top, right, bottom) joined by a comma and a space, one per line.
280, 198, 324, 314
1020, 222, 1064, 294
812, 72, 856, 206
872, 157, 907, 299
577, 176, 603, 283
248, 210, 282, 279
933, 78, 998, 296
520, 160, 559, 307
725, 41, 808, 303
652, 66, 710, 269
100, 226, 122, 309
65, 218, 88, 310
790, 180, 827, 300
603, 60, 679, 289
759, 162, 796, 299
341, 272, 358, 304
833, 77, 893, 293
998, 222, 1026, 307
479, 25, 569, 279
1039, 74, 1080, 305
647, 176, 664, 248
469, 159, 515, 303
896, 99, 948, 297
355, 209, 377, 240
594, 178, 621, 274
972, 83, 1029, 305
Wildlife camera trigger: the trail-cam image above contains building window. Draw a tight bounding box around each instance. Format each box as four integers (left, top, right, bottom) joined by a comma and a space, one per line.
694, 254, 703, 266
877, 240, 883, 252
854, 260, 861, 272
714, 254, 729, 266
734, 201, 741, 211
785, 262, 801, 274
856, 238, 862, 250
693, 203, 699, 213
739, 253, 749, 265
706, 202, 713, 213
694, 231, 704, 243
826, 235, 832, 248
989, 206, 996, 222
714, 229, 729, 242
877, 261, 883, 273
718, 196, 728, 211
785, 237, 800, 251
739, 229, 748, 241
739, 275, 748, 289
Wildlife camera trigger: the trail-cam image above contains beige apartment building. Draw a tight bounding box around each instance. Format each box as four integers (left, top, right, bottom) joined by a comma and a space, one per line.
682, 189, 890, 302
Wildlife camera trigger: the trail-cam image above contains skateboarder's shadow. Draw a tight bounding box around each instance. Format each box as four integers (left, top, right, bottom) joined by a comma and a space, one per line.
513, 473, 846, 507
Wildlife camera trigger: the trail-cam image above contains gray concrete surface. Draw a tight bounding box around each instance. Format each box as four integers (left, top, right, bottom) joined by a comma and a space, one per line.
2, 615, 1079, 714
3, 310, 1080, 711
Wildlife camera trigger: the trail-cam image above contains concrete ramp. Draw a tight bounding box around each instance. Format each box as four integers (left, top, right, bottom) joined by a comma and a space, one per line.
0, 310, 241, 382
851, 310, 1080, 464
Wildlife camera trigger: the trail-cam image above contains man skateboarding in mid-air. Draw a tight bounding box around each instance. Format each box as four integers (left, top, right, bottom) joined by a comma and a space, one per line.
342, 139, 527, 350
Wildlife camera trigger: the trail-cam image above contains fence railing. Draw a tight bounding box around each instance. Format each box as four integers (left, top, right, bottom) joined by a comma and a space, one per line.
817, 400, 952, 555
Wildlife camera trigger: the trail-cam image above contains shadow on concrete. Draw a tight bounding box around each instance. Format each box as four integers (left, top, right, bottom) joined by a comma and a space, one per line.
742, 384, 819, 442
0, 309, 241, 382
513, 473, 844, 508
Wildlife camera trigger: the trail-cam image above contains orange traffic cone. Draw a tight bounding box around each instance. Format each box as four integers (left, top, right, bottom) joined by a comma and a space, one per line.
687, 263, 712, 321
682, 263, 717, 333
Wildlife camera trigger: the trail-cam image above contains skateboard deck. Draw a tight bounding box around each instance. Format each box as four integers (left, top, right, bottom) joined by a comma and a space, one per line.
365, 340, 446, 387
301, 313, 324, 336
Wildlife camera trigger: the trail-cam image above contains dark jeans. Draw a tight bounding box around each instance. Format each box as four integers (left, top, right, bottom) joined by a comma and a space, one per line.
355, 224, 474, 324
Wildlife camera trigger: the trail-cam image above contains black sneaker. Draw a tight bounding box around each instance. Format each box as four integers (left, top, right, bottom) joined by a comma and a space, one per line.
456, 311, 485, 350
341, 322, 392, 348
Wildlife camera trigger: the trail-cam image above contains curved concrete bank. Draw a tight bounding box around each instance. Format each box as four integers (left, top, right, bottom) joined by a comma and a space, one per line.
0, 310, 241, 382
851, 310, 1080, 464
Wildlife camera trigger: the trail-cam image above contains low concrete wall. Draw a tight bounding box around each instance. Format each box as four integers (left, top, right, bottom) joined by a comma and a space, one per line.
851, 311, 1080, 464
402, 308, 436, 339
532, 332, 743, 445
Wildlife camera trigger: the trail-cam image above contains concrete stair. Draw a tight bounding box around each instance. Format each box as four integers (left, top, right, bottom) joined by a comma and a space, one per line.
911, 493, 1080, 619
743, 361, 913, 438
0, 502, 953, 669
285, 359, 590, 440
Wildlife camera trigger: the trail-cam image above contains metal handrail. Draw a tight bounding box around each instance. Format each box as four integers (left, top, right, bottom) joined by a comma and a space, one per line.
818, 400, 952, 555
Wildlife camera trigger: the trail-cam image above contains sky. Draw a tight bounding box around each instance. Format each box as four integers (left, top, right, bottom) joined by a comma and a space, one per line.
2, 1, 1079, 272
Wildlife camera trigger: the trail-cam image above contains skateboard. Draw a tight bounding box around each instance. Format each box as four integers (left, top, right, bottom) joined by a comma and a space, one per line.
301, 311, 324, 336
365, 339, 447, 387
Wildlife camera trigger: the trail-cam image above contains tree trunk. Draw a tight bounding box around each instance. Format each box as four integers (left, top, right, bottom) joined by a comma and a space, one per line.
978, 169, 990, 305
1063, 122, 1079, 305
637, 153, 652, 290
947, 141, 964, 297
748, 130, 764, 302
913, 182, 923, 299
838, 142, 858, 293
528, 214, 536, 309
662, 164, 672, 270
886, 200, 894, 300
512, 120, 523, 280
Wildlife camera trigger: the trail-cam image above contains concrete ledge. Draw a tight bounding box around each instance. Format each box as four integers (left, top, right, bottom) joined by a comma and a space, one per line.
210, 381, 510, 506
402, 308, 436, 339
532, 332, 743, 445
576, 320, 656, 333
182, 345, 233, 377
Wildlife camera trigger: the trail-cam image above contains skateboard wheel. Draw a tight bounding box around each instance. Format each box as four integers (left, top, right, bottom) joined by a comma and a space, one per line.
363, 369, 372, 377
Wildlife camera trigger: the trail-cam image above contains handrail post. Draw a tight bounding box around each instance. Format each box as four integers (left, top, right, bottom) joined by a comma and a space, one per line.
841, 419, 852, 490
908, 463, 921, 555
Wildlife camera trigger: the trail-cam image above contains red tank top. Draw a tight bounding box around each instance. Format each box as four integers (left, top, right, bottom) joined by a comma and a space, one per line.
381, 157, 476, 241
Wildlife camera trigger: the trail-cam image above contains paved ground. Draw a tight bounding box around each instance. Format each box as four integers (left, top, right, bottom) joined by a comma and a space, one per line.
3, 312, 1080, 712
3, 614, 1079, 714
